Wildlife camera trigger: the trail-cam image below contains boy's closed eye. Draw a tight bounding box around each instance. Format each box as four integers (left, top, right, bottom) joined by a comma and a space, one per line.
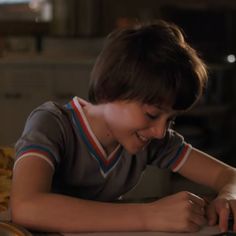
145, 112, 176, 129
145, 112, 160, 120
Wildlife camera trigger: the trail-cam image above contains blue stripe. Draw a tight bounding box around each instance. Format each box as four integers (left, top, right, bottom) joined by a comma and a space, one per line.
162, 143, 185, 168
17, 144, 58, 163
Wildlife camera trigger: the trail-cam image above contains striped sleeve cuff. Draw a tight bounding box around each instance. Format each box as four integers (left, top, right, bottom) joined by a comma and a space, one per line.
14, 145, 58, 171
171, 144, 192, 172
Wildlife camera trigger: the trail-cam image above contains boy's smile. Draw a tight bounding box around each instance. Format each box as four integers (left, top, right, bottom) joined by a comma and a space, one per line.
136, 132, 150, 143
84, 99, 176, 155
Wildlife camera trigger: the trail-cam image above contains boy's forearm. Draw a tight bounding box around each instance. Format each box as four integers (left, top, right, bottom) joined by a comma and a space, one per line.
11, 193, 146, 233
217, 169, 236, 198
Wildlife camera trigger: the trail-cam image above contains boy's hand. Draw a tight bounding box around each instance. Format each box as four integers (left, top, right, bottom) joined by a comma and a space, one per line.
144, 191, 207, 232
206, 196, 236, 232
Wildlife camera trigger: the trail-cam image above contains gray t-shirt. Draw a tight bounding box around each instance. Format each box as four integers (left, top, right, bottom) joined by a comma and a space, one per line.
14, 97, 192, 201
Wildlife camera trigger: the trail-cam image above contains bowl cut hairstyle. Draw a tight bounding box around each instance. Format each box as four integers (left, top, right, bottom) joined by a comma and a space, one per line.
88, 20, 208, 111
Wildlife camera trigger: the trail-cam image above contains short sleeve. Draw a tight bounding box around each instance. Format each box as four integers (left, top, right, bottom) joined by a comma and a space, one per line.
14, 103, 67, 171
147, 129, 192, 172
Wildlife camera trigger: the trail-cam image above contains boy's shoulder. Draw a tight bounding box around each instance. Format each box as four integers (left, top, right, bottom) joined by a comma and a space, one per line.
32, 100, 68, 117
24, 100, 71, 127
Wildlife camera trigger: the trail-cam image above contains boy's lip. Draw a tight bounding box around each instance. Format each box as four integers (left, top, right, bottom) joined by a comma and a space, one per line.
136, 132, 150, 143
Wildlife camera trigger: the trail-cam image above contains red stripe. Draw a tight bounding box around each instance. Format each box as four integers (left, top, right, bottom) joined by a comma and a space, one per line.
18, 149, 48, 157
17, 149, 56, 164
171, 144, 189, 170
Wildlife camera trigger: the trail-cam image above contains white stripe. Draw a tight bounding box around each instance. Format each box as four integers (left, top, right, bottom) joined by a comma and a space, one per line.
99, 154, 122, 178
14, 153, 55, 172
172, 145, 192, 172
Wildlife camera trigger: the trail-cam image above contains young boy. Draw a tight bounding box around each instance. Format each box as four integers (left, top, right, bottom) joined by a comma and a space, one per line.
10, 20, 236, 233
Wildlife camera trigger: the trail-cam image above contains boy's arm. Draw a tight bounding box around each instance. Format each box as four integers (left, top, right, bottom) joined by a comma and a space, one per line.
177, 148, 236, 232
11, 155, 206, 233
10, 156, 146, 233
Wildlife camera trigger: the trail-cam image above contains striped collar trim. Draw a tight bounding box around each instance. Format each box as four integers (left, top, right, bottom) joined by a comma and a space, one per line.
66, 97, 123, 177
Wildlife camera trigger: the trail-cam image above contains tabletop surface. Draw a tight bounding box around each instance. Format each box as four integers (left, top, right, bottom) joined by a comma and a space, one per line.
33, 226, 222, 236
0, 210, 226, 236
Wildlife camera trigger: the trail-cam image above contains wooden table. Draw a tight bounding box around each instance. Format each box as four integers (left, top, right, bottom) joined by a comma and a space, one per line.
32, 226, 222, 236
0, 209, 225, 236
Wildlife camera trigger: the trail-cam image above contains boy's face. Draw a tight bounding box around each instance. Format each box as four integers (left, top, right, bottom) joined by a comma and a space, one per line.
103, 100, 176, 154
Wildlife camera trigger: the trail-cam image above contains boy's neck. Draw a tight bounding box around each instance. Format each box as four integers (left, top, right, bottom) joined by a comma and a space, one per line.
82, 101, 119, 155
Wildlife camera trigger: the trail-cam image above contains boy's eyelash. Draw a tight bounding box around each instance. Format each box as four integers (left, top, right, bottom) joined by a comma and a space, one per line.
145, 113, 176, 127
146, 113, 159, 120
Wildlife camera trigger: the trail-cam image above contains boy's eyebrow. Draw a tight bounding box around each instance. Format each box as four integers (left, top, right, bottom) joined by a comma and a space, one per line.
149, 109, 177, 120
149, 104, 183, 117
155, 105, 186, 116
154, 105, 176, 115
153, 105, 170, 113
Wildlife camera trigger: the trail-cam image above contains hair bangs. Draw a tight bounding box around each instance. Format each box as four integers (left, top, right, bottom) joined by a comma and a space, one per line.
118, 63, 176, 108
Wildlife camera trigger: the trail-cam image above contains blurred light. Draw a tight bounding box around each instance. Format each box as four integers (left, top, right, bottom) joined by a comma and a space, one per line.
29, 0, 43, 10
0, 0, 30, 3
226, 54, 236, 63
29, 0, 52, 22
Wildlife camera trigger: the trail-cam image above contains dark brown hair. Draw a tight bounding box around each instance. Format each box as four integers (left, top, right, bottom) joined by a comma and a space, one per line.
88, 20, 207, 111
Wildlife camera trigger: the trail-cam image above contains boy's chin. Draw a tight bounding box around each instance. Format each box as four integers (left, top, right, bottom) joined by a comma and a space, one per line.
125, 145, 143, 155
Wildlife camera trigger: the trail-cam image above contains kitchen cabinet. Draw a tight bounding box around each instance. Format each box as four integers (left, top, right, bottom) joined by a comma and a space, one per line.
0, 59, 93, 146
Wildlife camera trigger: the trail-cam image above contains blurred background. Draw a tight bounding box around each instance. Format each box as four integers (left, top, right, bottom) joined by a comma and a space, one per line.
0, 0, 235, 199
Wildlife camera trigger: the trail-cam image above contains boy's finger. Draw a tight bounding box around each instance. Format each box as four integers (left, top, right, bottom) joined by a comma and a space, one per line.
228, 201, 236, 231
206, 203, 218, 226
218, 201, 230, 232
189, 193, 206, 207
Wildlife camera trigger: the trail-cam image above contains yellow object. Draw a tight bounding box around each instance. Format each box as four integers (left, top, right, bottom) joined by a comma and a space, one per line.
0, 147, 15, 211
0, 222, 32, 236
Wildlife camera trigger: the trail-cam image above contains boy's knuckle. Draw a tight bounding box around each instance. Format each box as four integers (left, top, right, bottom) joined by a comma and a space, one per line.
179, 191, 192, 201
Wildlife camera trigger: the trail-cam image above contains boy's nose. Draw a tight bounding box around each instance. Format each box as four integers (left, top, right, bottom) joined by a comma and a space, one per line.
149, 123, 167, 139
